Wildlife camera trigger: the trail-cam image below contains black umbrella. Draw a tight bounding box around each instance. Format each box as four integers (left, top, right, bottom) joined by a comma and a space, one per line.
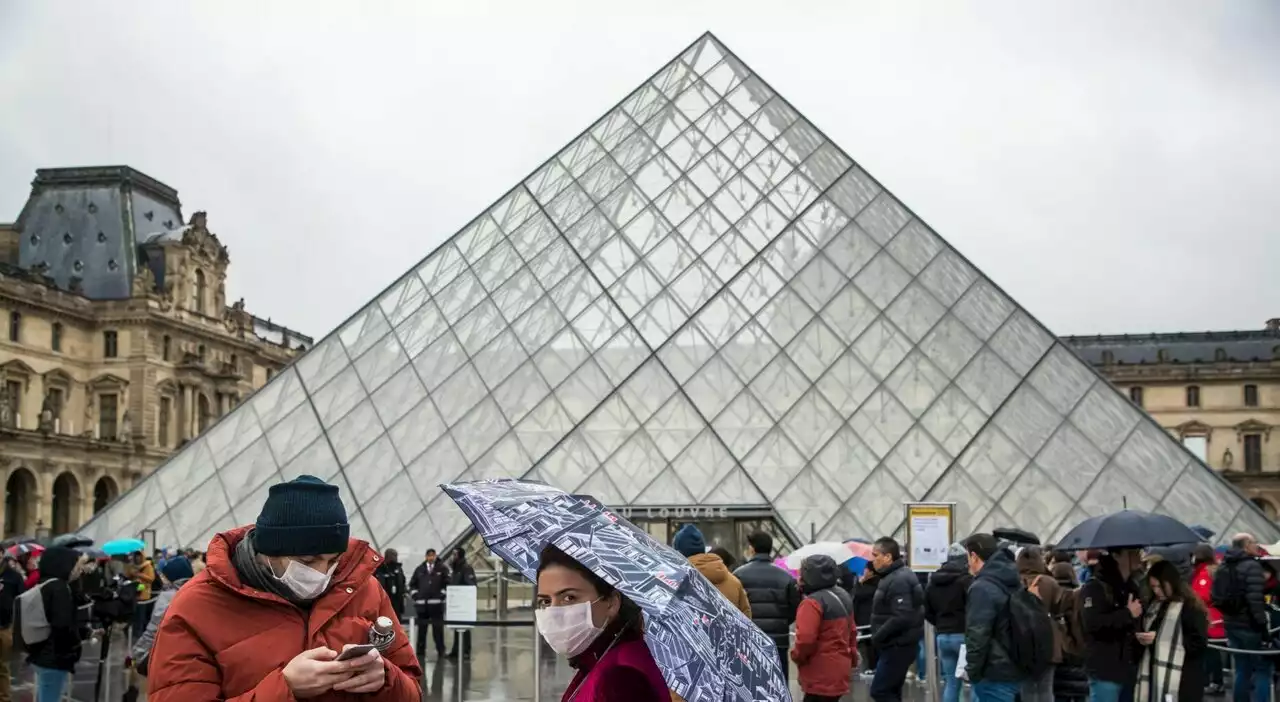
76, 547, 109, 560
51, 533, 94, 548
994, 527, 1041, 546
1057, 510, 1202, 550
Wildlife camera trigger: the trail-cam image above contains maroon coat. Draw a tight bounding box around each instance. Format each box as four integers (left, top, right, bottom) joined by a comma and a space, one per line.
564, 627, 667, 702
791, 587, 858, 697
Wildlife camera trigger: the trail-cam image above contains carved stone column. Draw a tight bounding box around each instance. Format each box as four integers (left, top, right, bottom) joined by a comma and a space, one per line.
177, 384, 189, 441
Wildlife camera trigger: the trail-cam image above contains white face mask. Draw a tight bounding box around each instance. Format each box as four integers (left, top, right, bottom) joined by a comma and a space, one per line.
535, 600, 605, 657
273, 560, 336, 600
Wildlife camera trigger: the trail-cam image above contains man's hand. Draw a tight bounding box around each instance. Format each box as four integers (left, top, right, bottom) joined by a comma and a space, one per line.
1135, 631, 1155, 646
1126, 595, 1143, 619
282, 647, 352, 699
331, 646, 386, 694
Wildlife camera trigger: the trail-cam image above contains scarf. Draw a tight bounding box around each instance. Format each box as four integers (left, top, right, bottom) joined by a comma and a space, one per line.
231, 530, 315, 607
1137, 600, 1185, 702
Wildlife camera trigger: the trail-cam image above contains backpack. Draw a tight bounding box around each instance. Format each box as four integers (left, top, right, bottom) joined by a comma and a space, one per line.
15, 580, 57, 648
1003, 586, 1055, 677
1211, 561, 1248, 616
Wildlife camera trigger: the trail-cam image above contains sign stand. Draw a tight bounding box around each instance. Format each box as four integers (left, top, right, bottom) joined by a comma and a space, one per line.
904, 502, 956, 702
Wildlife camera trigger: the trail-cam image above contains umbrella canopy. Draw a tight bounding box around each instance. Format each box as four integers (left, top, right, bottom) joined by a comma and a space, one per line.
772, 557, 799, 580
0, 536, 38, 551
1057, 510, 1202, 550
1190, 525, 1215, 541
784, 541, 873, 570
441, 479, 787, 702
76, 547, 110, 561
994, 527, 1041, 546
6, 542, 44, 558
101, 538, 146, 556
50, 533, 93, 548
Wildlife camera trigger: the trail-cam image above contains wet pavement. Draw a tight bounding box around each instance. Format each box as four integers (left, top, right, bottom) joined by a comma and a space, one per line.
20, 625, 927, 701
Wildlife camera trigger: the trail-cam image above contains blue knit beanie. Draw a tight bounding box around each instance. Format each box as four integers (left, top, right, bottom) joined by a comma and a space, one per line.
161, 554, 194, 583
253, 475, 349, 557
673, 524, 706, 558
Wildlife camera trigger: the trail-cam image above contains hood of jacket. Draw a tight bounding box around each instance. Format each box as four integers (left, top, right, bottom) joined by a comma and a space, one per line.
688, 553, 732, 585
976, 548, 1020, 592
38, 545, 81, 582
1052, 561, 1078, 587
799, 554, 840, 593
205, 525, 376, 604
1016, 549, 1051, 578
1223, 548, 1255, 565
931, 556, 970, 585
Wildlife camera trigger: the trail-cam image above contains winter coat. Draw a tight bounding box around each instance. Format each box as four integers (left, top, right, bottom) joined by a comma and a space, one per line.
1190, 563, 1224, 640
734, 554, 801, 647
869, 559, 924, 649
792, 555, 858, 698
374, 561, 408, 616
688, 554, 751, 617
1051, 563, 1090, 701
965, 548, 1022, 683
1017, 549, 1064, 664
564, 626, 667, 702
132, 558, 157, 601
852, 569, 880, 633
21, 546, 87, 672
409, 559, 450, 613
924, 557, 971, 635
448, 559, 476, 586
1216, 549, 1269, 633
1143, 600, 1208, 702
1080, 566, 1141, 685
0, 565, 24, 628
147, 525, 422, 702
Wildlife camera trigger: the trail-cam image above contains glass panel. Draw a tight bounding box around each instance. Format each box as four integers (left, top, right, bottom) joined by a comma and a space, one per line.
1068, 384, 1142, 455
344, 435, 402, 504
998, 466, 1073, 541
1036, 424, 1108, 500
847, 468, 911, 538
855, 193, 911, 245
295, 337, 350, 393
353, 331, 409, 394
670, 430, 737, 502
364, 473, 427, 547
853, 251, 912, 310
248, 366, 307, 429
817, 350, 879, 418
957, 425, 1029, 497
1027, 345, 1096, 415
852, 317, 912, 381
992, 386, 1062, 457
953, 280, 1014, 341
280, 438, 340, 483
712, 390, 773, 458
956, 348, 1020, 415
749, 355, 811, 421
634, 467, 696, 505
205, 404, 262, 468
1105, 420, 1192, 504
158, 439, 216, 509
918, 250, 978, 307
850, 388, 914, 459
644, 393, 703, 461
218, 438, 278, 507
919, 314, 982, 379
921, 386, 989, 458
387, 396, 447, 466
989, 311, 1053, 376
785, 318, 845, 382
780, 388, 842, 459
603, 432, 668, 502
514, 394, 576, 462
885, 427, 950, 496
885, 284, 946, 343
775, 467, 842, 542
885, 351, 949, 418
326, 401, 383, 465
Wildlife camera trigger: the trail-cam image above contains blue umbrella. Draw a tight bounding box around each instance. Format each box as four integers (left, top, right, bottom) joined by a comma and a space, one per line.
441, 479, 787, 702
1057, 510, 1201, 550
101, 538, 146, 556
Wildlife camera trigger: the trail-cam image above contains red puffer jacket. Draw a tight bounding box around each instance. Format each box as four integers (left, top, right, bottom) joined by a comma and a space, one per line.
148, 526, 422, 701
791, 587, 858, 697
1191, 562, 1225, 640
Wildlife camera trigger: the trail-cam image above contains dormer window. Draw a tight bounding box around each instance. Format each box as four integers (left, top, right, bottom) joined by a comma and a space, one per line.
194, 269, 207, 314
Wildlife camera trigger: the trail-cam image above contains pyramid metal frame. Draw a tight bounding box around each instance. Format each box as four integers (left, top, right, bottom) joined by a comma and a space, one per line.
79, 32, 1279, 554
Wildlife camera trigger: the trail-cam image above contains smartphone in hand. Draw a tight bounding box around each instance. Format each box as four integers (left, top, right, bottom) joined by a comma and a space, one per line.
335, 644, 376, 661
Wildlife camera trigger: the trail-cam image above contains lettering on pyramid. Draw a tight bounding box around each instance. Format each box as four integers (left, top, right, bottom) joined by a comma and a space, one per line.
81, 33, 1278, 553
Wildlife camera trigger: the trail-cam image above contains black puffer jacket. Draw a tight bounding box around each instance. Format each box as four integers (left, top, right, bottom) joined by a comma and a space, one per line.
1080, 562, 1141, 685
1218, 549, 1269, 633
925, 557, 970, 635
734, 554, 801, 645
965, 548, 1022, 683
870, 560, 924, 649
852, 569, 880, 630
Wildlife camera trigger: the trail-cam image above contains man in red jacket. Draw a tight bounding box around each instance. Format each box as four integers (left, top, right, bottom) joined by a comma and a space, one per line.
148, 475, 422, 701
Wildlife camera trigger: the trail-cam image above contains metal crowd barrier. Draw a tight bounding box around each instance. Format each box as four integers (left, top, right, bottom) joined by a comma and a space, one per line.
431, 618, 543, 702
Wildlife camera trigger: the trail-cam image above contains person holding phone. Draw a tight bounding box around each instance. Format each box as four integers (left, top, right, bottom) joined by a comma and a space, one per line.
147, 475, 422, 701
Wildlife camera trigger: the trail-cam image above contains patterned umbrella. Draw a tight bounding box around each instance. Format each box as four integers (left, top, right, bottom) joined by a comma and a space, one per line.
6, 542, 44, 558
440, 479, 788, 702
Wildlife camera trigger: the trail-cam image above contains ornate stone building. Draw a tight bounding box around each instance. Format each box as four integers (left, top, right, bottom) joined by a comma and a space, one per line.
1065, 320, 1280, 518
0, 166, 310, 538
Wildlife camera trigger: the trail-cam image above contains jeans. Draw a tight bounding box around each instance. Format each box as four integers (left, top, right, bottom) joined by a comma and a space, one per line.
916, 639, 928, 681
973, 680, 1020, 702
32, 666, 68, 702
1089, 678, 1126, 702
936, 633, 965, 702
776, 642, 790, 684
1226, 626, 1273, 702
0, 627, 12, 702
1022, 667, 1054, 702
871, 644, 918, 702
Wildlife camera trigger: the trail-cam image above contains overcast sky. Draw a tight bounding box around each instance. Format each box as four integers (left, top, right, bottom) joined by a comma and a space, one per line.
2, 1, 1277, 342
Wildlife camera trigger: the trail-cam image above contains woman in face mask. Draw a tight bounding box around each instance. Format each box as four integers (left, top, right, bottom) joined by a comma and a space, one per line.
535, 545, 667, 702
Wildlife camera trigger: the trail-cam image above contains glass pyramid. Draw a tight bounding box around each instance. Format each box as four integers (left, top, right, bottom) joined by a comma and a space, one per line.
80, 33, 1279, 552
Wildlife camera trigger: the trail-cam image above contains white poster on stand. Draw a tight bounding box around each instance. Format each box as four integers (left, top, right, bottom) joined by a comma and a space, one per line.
905, 503, 955, 572
445, 585, 477, 630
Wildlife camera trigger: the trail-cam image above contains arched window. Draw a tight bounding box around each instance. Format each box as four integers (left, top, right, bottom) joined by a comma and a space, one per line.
1215, 348, 1228, 362
50, 322, 62, 352
4, 468, 37, 535
194, 269, 206, 314
51, 472, 80, 535
92, 476, 118, 514
162, 334, 171, 361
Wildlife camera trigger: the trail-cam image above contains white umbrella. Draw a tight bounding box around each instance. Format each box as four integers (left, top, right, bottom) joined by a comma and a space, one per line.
784, 541, 868, 570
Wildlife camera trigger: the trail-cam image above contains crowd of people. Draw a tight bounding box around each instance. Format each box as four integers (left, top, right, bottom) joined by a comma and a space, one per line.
3, 471, 1277, 702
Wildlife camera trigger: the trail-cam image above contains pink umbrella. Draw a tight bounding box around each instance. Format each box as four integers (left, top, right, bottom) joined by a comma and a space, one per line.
773, 557, 799, 579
